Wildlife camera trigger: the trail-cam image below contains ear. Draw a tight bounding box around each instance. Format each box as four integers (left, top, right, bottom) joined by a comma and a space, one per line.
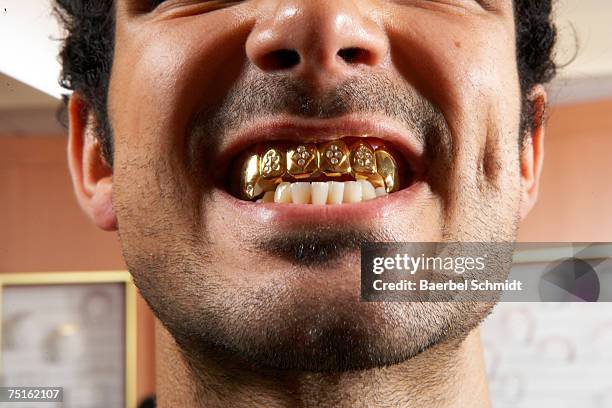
67, 93, 117, 231
518, 85, 546, 220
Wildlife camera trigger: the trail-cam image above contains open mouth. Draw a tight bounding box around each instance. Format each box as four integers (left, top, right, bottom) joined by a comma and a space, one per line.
226, 136, 417, 205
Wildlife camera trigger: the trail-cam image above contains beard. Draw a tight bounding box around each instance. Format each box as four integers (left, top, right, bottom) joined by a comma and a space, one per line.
125, 222, 510, 373
134, 242, 497, 374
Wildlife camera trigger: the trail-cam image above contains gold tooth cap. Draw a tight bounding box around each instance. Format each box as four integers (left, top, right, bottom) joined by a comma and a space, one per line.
350, 141, 377, 176
319, 140, 351, 176
236, 140, 402, 200
287, 144, 319, 179
239, 153, 262, 200
260, 147, 286, 180
350, 141, 385, 188
375, 149, 400, 193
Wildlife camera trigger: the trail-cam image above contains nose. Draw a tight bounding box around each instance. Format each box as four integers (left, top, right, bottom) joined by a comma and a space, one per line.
246, 0, 389, 80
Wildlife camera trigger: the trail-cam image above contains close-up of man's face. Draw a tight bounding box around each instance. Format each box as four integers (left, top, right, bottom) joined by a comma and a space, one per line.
63, 0, 551, 373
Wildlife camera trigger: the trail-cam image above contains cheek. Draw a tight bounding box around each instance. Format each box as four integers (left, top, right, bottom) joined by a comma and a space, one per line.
386, 8, 521, 188
109, 10, 257, 237
109, 11, 254, 182
386, 8, 520, 126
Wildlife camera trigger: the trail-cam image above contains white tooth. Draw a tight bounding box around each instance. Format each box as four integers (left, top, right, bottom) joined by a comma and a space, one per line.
274, 182, 292, 203
256, 199, 263, 203
262, 191, 275, 203
375, 187, 388, 197
311, 182, 329, 205
343, 181, 362, 203
327, 181, 345, 204
291, 182, 312, 204
359, 180, 377, 201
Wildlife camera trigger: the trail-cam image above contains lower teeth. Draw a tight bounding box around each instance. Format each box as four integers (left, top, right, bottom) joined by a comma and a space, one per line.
255, 180, 387, 204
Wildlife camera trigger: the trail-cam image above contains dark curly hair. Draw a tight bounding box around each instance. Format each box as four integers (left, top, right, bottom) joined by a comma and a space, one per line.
54, 0, 557, 166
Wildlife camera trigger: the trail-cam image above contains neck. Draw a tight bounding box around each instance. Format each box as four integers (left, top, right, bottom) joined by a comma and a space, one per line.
155, 321, 490, 408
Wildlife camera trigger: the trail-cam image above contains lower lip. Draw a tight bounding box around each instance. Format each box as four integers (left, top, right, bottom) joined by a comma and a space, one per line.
215, 181, 427, 226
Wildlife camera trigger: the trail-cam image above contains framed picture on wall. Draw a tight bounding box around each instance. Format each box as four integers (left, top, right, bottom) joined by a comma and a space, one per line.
0, 272, 136, 408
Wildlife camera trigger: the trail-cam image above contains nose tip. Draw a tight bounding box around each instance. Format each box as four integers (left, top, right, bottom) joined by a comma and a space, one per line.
246, 2, 389, 77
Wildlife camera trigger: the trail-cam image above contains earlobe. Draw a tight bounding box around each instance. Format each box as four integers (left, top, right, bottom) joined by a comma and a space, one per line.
519, 85, 546, 220
67, 93, 118, 231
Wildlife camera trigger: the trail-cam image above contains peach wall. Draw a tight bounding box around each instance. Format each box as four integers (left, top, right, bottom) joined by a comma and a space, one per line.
518, 99, 612, 241
1, 98, 610, 403
0, 136, 156, 403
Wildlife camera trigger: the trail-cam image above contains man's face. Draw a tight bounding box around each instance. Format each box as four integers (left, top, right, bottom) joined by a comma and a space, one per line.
108, 0, 524, 370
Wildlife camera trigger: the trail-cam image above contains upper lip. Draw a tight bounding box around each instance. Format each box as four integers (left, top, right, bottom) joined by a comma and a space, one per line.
214, 113, 427, 183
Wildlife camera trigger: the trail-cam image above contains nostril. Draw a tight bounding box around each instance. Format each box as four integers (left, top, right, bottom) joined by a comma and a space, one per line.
337, 47, 372, 65
258, 49, 301, 71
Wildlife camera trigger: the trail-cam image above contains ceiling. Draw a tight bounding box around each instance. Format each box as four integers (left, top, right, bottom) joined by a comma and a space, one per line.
551, 0, 612, 104
0, 0, 63, 98
555, 0, 612, 80
0, 72, 63, 134
0, 0, 611, 111
0, 73, 58, 111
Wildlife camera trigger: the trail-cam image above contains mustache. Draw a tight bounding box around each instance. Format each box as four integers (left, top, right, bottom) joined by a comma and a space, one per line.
192, 70, 450, 161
